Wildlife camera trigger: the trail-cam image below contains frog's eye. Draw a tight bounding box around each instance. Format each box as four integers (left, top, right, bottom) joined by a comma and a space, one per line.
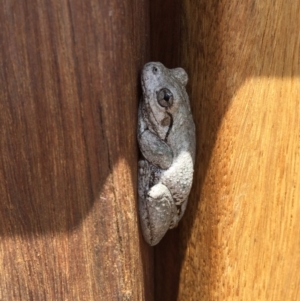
157, 88, 173, 108
152, 66, 158, 73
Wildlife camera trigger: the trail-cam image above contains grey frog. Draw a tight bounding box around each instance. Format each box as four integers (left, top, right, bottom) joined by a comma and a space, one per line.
137, 62, 196, 246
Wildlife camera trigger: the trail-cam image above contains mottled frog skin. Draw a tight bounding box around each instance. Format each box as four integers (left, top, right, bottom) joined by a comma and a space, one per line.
138, 62, 196, 246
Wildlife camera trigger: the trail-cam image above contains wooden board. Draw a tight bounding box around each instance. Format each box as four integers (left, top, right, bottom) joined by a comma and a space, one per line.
177, 0, 300, 300
0, 0, 153, 300
2, 0, 300, 299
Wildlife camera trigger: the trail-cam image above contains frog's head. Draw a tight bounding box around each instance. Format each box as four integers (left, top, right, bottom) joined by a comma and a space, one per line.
141, 62, 189, 131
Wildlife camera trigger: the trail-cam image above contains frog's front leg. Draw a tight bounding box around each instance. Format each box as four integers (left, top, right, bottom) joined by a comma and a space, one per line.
138, 102, 173, 170
138, 160, 176, 246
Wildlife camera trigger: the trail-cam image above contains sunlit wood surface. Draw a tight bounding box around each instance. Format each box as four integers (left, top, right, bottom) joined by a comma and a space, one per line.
177, 1, 300, 300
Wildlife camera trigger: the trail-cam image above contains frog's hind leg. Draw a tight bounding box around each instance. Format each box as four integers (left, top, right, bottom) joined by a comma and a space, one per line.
138, 160, 176, 245
145, 183, 176, 245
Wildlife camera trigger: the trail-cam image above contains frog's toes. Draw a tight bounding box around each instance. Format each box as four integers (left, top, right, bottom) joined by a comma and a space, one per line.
138, 160, 149, 176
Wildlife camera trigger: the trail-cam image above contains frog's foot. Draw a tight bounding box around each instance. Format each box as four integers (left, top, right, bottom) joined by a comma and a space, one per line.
138, 160, 150, 176
139, 182, 176, 246
169, 198, 188, 229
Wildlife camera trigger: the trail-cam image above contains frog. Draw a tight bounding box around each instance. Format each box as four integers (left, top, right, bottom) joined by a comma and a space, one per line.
137, 62, 196, 246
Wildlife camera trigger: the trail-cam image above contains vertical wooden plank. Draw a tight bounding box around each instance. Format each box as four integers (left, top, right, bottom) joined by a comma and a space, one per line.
178, 0, 300, 300
0, 0, 153, 300
149, 1, 182, 300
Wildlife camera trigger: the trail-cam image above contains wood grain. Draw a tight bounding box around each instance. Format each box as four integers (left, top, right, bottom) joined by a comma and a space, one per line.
178, 0, 300, 300
2, 0, 300, 299
0, 0, 152, 300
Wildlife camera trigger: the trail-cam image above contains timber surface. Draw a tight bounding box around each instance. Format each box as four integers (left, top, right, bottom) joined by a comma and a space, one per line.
1, 0, 300, 300
179, 1, 300, 300
0, 0, 153, 300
